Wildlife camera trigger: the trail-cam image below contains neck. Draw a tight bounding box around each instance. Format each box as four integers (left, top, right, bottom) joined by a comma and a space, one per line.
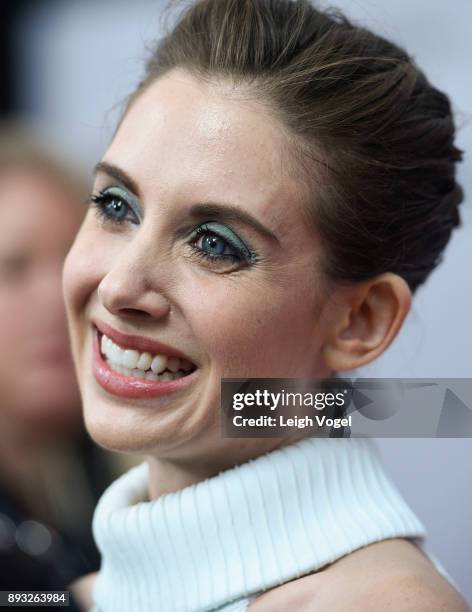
92, 437, 426, 612
145, 434, 307, 500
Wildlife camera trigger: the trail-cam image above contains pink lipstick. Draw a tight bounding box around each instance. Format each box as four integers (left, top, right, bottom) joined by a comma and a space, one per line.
91, 324, 198, 400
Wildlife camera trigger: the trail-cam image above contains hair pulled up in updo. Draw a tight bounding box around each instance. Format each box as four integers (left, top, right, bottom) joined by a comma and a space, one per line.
128, 0, 464, 293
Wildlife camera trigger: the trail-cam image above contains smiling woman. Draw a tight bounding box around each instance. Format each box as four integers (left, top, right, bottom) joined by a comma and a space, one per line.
62, 0, 468, 611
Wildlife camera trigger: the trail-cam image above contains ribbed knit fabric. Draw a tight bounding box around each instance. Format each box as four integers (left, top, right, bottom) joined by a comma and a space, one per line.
91, 438, 425, 612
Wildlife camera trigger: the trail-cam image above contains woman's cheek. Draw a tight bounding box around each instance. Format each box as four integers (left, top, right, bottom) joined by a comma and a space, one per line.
182, 282, 282, 376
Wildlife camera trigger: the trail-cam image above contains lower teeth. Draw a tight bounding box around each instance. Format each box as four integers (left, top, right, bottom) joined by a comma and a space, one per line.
107, 360, 186, 381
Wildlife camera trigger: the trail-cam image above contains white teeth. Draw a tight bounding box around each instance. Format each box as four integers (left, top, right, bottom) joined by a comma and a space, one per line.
99, 332, 195, 381
123, 349, 140, 369
106, 360, 181, 381
159, 372, 174, 382
137, 352, 152, 371
151, 355, 167, 374
167, 357, 180, 373
131, 368, 146, 379
110, 343, 121, 364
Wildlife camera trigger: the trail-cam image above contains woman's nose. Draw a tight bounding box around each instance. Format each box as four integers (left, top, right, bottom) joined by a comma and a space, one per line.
97, 248, 171, 320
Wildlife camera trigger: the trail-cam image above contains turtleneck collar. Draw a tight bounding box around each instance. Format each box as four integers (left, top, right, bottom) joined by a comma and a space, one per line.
91, 438, 425, 611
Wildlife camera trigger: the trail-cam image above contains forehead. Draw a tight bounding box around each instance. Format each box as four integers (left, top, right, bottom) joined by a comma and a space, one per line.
106, 70, 309, 227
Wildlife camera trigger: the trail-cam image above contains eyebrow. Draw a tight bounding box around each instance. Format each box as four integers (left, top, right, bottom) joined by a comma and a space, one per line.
94, 161, 141, 197
93, 161, 279, 243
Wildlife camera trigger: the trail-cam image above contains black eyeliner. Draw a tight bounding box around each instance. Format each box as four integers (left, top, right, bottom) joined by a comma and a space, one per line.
190, 221, 258, 263
89, 186, 143, 224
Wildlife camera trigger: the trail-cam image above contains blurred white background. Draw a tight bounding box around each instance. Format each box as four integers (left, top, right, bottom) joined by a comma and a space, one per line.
11, 0, 472, 603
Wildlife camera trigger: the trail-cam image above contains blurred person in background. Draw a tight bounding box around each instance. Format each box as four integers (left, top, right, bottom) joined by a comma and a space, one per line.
0, 122, 121, 599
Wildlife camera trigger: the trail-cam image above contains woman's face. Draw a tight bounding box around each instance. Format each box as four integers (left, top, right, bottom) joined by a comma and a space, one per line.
0, 166, 83, 428
63, 69, 337, 460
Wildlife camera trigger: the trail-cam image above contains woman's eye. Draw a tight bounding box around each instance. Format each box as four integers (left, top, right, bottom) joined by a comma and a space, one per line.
190, 222, 256, 267
89, 188, 139, 225
196, 232, 239, 258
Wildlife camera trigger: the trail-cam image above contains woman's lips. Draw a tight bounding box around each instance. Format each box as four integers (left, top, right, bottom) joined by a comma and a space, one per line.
92, 329, 199, 399
93, 318, 194, 362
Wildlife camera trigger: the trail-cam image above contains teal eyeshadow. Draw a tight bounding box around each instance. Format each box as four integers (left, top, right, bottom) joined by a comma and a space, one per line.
105, 186, 142, 219
197, 221, 252, 258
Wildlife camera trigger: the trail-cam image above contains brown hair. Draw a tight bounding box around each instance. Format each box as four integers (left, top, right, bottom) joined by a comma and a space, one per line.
128, 0, 464, 292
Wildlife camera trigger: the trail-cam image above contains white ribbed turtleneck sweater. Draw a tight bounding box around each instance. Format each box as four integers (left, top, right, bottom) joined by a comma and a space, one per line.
91, 438, 425, 611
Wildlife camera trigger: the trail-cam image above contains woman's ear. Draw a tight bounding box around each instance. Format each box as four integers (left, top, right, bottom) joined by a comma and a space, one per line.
322, 273, 412, 372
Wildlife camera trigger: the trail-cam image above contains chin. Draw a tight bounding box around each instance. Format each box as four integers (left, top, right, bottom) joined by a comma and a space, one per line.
81, 396, 179, 456
85, 426, 147, 454
82, 392, 220, 461
81, 399, 146, 453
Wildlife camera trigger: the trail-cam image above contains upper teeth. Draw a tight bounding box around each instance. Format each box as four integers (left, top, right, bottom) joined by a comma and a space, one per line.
100, 333, 194, 380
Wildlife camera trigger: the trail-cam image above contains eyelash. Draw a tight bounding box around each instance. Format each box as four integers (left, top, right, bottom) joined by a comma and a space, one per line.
90, 190, 138, 225
191, 225, 244, 264
88, 190, 255, 267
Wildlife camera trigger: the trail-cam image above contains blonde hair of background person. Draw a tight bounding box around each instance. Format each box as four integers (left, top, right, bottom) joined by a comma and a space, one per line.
65, 0, 468, 610
0, 122, 129, 595
0, 122, 85, 513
